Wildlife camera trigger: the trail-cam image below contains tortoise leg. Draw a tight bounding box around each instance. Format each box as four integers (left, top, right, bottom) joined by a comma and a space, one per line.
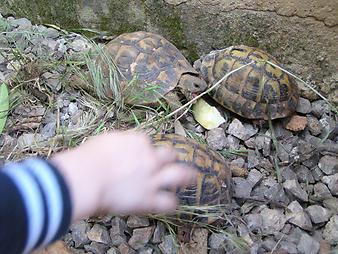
164, 91, 184, 112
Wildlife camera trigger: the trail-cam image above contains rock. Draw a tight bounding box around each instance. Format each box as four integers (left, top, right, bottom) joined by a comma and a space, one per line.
206, 128, 227, 150
260, 208, 286, 235
312, 183, 332, 201
232, 177, 252, 198
68, 102, 79, 116
209, 233, 227, 249
118, 242, 136, 254
226, 119, 258, 141
286, 201, 312, 231
127, 216, 150, 228
311, 166, 324, 182
280, 241, 298, 254
323, 215, 338, 245
318, 155, 338, 175
323, 198, 338, 214
297, 233, 320, 254
254, 132, 271, 156
302, 153, 320, 169
41, 122, 56, 139
294, 165, 315, 183
158, 235, 177, 254
87, 224, 111, 245
281, 167, 298, 181
9, 17, 32, 29
229, 164, 248, 177
319, 115, 336, 139
285, 115, 308, 132
17, 133, 44, 149
283, 179, 309, 202
322, 173, 338, 195
264, 183, 290, 206
137, 247, 153, 254
247, 149, 260, 169
261, 238, 277, 252
84, 242, 109, 254
107, 247, 120, 254
311, 100, 330, 118
70, 39, 91, 52
245, 214, 263, 233
296, 97, 311, 114
70, 220, 91, 248
128, 226, 154, 250
224, 135, 240, 150
152, 221, 165, 244
247, 169, 263, 188
307, 116, 323, 136
305, 205, 332, 224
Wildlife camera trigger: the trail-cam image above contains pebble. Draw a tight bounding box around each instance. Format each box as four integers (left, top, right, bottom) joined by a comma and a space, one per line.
245, 214, 263, 233
127, 216, 150, 228
305, 205, 332, 224
260, 208, 286, 235
296, 97, 311, 114
264, 183, 290, 206
84, 242, 109, 254
226, 118, 258, 141
286, 201, 312, 231
87, 224, 111, 245
70, 220, 91, 248
128, 226, 154, 250
118, 242, 136, 254
318, 155, 338, 175
247, 169, 263, 188
294, 165, 315, 183
280, 241, 298, 254
311, 166, 324, 182
322, 173, 338, 195
152, 221, 165, 244
323, 215, 338, 245
110, 217, 127, 246
311, 100, 330, 117
281, 167, 298, 181
17, 133, 44, 149
209, 233, 227, 249
323, 198, 338, 214
307, 116, 323, 136
106, 247, 120, 254
232, 177, 252, 198
158, 235, 178, 254
312, 182, 333, 201
224, 135, 240, 150
297, 233, 320, 254
206, 128, 227, 150
283, 179, 309, 202
285, 115, 308, 132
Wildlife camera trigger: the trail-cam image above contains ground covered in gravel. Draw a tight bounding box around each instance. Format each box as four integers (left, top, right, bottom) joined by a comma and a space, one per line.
1, 13, 337, 254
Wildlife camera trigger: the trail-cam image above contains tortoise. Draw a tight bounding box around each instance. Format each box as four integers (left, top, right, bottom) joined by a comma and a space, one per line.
151, 133, 232, 221
97, 31, 207, 109
193, 45, 300, 120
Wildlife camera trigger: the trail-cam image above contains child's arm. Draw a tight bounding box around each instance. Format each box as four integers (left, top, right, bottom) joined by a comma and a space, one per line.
0, 131, 196, 254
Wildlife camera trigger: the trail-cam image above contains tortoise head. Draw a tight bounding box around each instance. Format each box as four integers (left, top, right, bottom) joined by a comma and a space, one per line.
178, 73, 208, 100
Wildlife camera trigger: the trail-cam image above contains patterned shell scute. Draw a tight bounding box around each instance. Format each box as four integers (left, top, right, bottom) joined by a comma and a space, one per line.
102, 31, 198, 104
197, 45, 299, 120
151, 133, 232, 209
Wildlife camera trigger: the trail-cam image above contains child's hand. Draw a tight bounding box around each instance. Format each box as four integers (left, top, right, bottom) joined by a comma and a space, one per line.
51, 131, 196, 221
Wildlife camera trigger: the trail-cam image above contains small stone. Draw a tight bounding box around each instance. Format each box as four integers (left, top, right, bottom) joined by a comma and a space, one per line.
296, 97, 311, 114
280, 241, 298, 254
70, 39, 91, 52
137, 247, 153, 254
294, 165, 315, 183
127, 216, 150, 228
306, 205, 332, 224
17, 133, 43, 149
110, 217, 127, 246
283, 179, 309, 202
297, 233, 320, 254
41, 122, 56, 139
9, 18, 32, 29
209, 233, 227, 249
285, 115, 308, 132
128, 226, 154, 250
318, 155, 338, 175
302, 153, 320, 168
312, 183, 332, 201
118, 242, 136, 254
311, 100, 330, 118
323, 198, 338, 214
226, 118, 258, 141
311, 166, 324, 182
107, 247, 120, 254
84, 242, 109, 254
224, 135, 240, 150
152, 222, 165, 244
260, 208, 286, 235
247, 149, 260, 169
286, 201, 312, 231
230, 157, 245, 168
264, 183, 290, 206
261, 238, 277, 252
247, 169, 263, 188
232, 177, 252, 198
281, 167, 298, 181
87, 224, 111, 245
158, 235, 178, 254
70, 220, 91, 248
322, 173, 338, 195
245, 214, 263, 233
68, 102, 79, 116
206, 128, 227, 150
323, 215, 338, 245
307, 116, 323, 136
230, 164, 248, 177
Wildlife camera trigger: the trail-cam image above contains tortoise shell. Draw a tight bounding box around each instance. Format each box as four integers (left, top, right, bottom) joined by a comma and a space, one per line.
99, 31, 199, 105
152, 133, 232, 222
194, 45, 300, 120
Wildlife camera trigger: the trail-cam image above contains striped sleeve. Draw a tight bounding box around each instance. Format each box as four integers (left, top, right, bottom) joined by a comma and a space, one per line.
0, 157, 72, 254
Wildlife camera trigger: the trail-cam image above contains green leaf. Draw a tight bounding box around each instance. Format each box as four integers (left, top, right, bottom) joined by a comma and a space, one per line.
0, 83, 9, 134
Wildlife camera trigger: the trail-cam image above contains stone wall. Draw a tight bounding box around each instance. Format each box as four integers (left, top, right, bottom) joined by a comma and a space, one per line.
1, 0, 337, 99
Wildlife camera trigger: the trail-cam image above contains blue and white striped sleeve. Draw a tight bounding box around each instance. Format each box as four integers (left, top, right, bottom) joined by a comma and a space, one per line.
0, 157, 72, 254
